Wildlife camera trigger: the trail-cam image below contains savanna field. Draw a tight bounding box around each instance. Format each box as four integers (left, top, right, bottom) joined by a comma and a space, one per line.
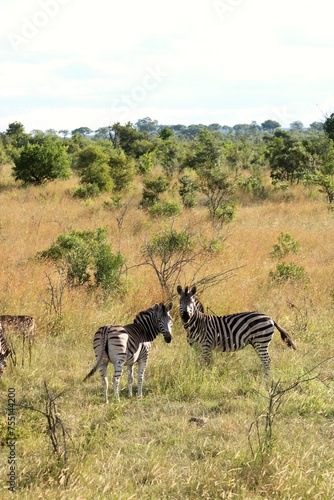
0, 164, 334, 499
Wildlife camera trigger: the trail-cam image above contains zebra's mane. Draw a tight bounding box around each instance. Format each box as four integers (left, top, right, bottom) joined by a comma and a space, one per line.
133, 303, 164, 324
194, 299, 204, 313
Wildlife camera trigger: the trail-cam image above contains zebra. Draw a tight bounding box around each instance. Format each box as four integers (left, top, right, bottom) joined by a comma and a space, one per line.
177, 285, 297, 373
84, 302, 173, 402
0, 323, 11, 379
0, 315, 35, 366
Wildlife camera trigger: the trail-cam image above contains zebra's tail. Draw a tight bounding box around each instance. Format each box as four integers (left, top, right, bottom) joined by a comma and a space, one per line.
273, 321, 297, 350
83, 328, 108, 381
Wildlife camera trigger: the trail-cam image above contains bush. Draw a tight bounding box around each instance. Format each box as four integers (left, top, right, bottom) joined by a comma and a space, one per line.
140, 176, 169, 209
73, 183, 102, 199
38, 228, 124, 291
269, 262, 310, 284
207, 200, 236, 227
270, 232, 300, 260
148, 201, 181, 218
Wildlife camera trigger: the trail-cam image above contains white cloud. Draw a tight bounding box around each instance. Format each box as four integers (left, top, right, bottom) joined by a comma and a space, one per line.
0, 0, 333, 131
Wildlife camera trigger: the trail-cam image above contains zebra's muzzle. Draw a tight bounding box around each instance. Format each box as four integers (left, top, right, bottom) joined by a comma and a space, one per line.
163, 335, 172, 344
181, 311, 189, 323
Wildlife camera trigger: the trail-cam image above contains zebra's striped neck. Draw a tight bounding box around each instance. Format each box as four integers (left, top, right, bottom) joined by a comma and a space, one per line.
133, 309, 160, 341
183, 309, 204, 330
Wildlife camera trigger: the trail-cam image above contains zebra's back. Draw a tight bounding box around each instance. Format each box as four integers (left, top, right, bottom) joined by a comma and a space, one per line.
217, 311, 274, 352
93, 324, 151, 366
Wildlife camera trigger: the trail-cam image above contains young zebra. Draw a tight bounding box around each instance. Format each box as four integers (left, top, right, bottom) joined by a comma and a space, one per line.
0, 324, 11, 379
177, 285, 297, 373
0, 315, 35, 366
84, 302, 173, 402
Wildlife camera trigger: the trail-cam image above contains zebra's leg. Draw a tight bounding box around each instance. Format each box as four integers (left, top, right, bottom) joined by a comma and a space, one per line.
137, 358, 148, 398
99, 361, 109, 403
28, 335, 32, 366
113, 357, 126, 400
202, 345, 213, 367
254, 345, 271, 375
22, 334, 25, 367
127, 364, 134, 397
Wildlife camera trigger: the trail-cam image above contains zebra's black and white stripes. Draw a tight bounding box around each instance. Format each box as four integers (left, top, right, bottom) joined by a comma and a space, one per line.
84, 302, 173, 402
0, 323, 11, 379
177, 285, 297, 372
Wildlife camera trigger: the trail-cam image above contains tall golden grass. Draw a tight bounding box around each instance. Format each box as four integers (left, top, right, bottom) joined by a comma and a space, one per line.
0, 165, 333, 498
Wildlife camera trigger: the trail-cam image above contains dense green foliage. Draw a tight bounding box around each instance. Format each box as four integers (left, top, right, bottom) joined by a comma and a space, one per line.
1, 117, 333, 207
12, 134, 71, 185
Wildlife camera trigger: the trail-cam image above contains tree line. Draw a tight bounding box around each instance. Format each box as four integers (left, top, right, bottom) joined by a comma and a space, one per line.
1, 114, 334, 210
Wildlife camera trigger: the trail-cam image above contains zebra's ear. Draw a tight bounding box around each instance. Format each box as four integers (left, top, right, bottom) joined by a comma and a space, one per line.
176, 285, 183, 295
153, 303, 160, 312
166, 301, 173, 311
190, 285, 197, 296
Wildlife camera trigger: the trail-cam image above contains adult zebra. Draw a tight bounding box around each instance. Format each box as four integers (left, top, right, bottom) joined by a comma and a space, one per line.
0, 323, 11, 379
177, 285, 297, 373
84, 302, 173, 402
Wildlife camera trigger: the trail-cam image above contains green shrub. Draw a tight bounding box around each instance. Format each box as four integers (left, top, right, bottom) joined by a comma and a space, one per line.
140, 176, 169, 208
269, 262, 310, 284
179, 175, 197, 208
208, 200, 236, 226
270, 232, 300, 260
148, 201, 181, 218
73, 183, 101, 199
38, 227, 124, 291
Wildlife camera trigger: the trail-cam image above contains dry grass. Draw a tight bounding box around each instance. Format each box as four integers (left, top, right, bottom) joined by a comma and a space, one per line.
0, 166, 334, 498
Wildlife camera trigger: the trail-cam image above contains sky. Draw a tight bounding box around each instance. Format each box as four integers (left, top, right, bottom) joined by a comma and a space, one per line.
0, 0, 334, 133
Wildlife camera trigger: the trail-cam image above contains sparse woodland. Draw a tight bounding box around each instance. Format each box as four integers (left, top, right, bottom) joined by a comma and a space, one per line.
0, 117, 333, 498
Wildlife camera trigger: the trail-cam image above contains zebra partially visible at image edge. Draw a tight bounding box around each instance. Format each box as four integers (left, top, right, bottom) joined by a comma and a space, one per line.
177, 285, 297, 372
0, 323, 11, 378
84, 302, 173, 402
0, 315, 35, 366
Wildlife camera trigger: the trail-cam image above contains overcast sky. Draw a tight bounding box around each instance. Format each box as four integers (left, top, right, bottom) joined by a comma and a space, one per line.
1, 0, 333, 133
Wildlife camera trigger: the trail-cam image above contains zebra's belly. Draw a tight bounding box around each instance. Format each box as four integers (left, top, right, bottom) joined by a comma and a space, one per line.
216, 336, 248, 352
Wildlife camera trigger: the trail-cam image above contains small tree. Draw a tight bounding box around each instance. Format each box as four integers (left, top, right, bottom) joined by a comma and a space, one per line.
155, 137, 181, 178
323, 112, 334, 141
13, 136, 71, 185
266, 131, 310, 184
179, 175, 198, 208
74, 144, 114, 195
197, 165, 236, 227
3, 121, 29, 150
261, 120, 281, 133
140, 176, 169, 209
311, 139, 334, 204
108, 148, 135, 192
290, 120, 304, 131
141, 226, 237, 298
141, 228, 195, 297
